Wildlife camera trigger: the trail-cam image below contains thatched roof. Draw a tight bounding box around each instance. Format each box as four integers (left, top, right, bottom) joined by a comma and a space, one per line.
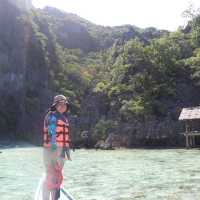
179, 106, 200, 120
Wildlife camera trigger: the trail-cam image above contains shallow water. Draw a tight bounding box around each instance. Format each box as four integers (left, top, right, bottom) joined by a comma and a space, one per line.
1, 147, 200, 200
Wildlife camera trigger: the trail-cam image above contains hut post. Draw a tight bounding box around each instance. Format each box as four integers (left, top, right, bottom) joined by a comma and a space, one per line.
192, 135, 196, 147
185, 121, 190, 148
191, 120, 195, 147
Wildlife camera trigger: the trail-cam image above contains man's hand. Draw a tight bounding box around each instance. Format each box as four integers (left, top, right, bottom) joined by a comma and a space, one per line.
66, 156, 72, 161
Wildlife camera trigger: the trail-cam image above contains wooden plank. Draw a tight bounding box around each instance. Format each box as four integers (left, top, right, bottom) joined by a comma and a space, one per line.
182, 132, 200, 136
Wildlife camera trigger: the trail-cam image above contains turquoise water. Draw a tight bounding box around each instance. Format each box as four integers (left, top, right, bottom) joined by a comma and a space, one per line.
1, 147, 200, 200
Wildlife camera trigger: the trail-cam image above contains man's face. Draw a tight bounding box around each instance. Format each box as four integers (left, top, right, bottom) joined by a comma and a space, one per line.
56, 102, 67, 113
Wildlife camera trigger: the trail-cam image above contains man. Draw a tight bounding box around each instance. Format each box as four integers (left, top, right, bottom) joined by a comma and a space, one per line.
43, 94, 71, 200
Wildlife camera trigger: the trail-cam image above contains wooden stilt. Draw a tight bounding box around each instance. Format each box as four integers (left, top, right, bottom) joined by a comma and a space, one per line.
186, 134, 189, 149
186, 122, 190, 149
192, 136, 195, 147
189, 136, 191, 147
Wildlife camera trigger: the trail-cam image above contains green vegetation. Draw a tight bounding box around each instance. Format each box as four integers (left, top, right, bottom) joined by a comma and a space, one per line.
1, 2, 200, 147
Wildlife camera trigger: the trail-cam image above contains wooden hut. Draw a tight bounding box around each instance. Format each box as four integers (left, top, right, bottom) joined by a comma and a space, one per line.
179, 106, 200, 148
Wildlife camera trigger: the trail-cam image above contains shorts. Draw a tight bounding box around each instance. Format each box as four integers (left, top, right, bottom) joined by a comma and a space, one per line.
43, 147, 66, 172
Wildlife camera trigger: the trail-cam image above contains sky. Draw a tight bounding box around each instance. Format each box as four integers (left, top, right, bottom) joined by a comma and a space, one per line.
32, 0, 200, 31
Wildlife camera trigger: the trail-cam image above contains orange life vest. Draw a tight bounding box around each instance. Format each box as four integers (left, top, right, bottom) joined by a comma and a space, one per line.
43, 112, 70, 148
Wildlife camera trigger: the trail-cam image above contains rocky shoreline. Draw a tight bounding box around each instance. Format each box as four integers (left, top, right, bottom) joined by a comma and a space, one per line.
0, 140, 34, 149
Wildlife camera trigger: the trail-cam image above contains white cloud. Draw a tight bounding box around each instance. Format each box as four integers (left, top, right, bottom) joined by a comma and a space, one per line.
32, 0, 200, 30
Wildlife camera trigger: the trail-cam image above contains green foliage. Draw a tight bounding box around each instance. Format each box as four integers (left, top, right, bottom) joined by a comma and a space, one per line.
183, 5, 200, 46
93, 82, 108, 93
23, 6, 200, 144
3, 3, 200, 146
0, 95, 19, 132
185, 48, 200, 86
93, 119, 118, 140
120, 98, 146, 116
92, 18, 199, 123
